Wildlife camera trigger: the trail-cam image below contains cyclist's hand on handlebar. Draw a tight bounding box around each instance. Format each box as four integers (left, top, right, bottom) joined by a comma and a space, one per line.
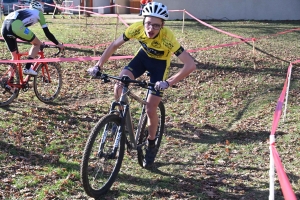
87, 65, 102, 78
57, 43, 64, 51
154, 81, 169, 91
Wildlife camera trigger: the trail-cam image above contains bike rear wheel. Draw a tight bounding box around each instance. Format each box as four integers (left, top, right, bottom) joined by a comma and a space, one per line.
137, 101, 165, 167
0, 64, 20, 107
33, 62, 62, 103
80, 114, 125, 198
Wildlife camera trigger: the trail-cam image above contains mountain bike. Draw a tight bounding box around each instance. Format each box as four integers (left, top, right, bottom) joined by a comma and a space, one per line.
0, 44, 63, 107
80, 73, 165, 198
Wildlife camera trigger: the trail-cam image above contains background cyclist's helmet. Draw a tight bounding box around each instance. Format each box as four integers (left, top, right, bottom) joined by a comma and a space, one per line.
142, 2, 169, 20
30, 1, 44, 13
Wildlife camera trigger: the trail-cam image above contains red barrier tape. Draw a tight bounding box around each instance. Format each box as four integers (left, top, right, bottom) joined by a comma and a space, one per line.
0, 38, 111, 50
271, 145, 297, 200
292, 59, 300, 64
187, 27, 300, 52
270, 63, 292, 136
2, 6, 300, 55
187, 40, 244, 53
269, 63, 297, 199
184, 11, 245, 40
0, 55, 133, 64
2, 5, 299, 198
117, 15, 129, 27
63, 42, 112, 49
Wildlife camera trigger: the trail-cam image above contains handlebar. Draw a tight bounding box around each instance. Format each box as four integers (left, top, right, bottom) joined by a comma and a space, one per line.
40, 43, 63, 57
97, 73, 155, 88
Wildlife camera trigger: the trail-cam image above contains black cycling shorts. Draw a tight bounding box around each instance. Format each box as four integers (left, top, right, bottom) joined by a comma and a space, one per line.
1, 19, 35, 52
124, 49, 169, 97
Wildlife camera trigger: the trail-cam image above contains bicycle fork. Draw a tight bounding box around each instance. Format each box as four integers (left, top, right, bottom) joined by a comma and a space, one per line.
97, 103, 134, 159
135, 104, 147, 150
97, 124, 110, 158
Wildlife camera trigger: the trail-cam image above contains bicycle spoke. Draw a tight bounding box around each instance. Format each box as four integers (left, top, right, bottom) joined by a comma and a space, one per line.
34, 62, 62, 103
0, 64, 20, 106
81, 114, 124, 198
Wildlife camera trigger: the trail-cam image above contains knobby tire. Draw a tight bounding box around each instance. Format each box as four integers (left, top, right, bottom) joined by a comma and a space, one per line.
0, 64, 20, 107
80, 114, 125, 198
33, 62, 62, 103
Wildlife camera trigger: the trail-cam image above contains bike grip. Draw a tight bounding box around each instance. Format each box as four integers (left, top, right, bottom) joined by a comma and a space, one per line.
148, 82, 155, 87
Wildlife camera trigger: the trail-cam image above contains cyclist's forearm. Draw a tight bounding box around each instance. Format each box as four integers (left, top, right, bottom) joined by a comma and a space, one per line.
167, 64, 195, 86
96, 45, 118, 67
167, 51, 196, 86
43, 27, 59, 45
96, 35, 126, 68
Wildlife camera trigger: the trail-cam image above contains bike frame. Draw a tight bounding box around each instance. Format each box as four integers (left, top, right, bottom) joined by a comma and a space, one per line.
107, 82, 150, 153
11, 50, 49, 89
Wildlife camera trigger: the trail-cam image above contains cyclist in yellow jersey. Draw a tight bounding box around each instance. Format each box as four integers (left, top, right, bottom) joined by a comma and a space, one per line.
1, 0, 64, 76
88, 2, 196, 168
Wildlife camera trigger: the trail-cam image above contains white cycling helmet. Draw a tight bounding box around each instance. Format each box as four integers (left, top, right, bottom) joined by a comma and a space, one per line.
142, 2, 169, 20
30, 1, 44, 13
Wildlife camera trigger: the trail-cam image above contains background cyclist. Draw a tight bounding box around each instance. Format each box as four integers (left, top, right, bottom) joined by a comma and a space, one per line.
88, 2, 196, 168
1, 0, 64, 76
139, 0, 153, 16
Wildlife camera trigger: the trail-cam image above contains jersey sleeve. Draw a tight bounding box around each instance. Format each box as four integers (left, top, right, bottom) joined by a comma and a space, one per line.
174, 46, 185, 57
165, 28, 184, 57
124, 22, 144, 40
38, 11, 48, 28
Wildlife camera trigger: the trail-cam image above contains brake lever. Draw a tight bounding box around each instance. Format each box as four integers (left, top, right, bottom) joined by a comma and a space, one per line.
102, 78, 111, 83
101, 75, 110, 83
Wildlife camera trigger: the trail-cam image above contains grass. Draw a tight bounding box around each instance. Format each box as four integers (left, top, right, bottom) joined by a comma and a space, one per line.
0, 14, 300, 199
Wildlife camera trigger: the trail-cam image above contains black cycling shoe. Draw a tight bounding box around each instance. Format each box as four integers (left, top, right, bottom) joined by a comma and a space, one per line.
143, 145, 157, 168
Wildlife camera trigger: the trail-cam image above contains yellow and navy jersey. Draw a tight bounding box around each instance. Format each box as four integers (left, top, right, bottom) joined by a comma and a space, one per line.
124, 21, 184, 61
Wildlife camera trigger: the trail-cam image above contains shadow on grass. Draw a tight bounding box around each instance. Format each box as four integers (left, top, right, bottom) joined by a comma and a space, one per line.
165, 121, 276, 144
1, 132, 295, 200
98, 160, 292, 200
0, 140, 79, 173
174, 60, 290, 78
0, 106, 298, 200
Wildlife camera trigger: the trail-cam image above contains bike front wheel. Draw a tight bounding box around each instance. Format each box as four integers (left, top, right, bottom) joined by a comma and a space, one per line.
33, 62, 62, 103
0, 64, 20, 107
137, 101, 165, 167
80, 114, 125, 198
